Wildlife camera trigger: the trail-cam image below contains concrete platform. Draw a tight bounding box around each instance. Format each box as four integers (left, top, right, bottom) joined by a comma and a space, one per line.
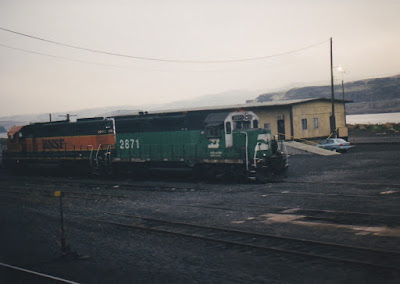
283, 141, 340, 156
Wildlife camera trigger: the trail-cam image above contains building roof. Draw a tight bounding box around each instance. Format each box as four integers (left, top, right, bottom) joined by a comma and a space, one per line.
145, 98, 351, 115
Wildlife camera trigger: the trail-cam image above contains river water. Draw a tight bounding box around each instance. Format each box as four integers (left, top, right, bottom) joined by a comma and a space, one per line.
346, 112, 400, 124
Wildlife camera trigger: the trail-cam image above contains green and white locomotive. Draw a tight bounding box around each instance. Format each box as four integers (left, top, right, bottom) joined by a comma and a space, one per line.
112, 110, 288, 181
3, 109, 288, 181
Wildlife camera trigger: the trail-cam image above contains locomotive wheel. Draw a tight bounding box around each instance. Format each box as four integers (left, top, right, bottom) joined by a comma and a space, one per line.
230, 165, 247, 183
191, 165, 204, 182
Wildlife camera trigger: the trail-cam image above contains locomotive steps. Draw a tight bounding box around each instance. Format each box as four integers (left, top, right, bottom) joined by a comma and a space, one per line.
283, 141, 339, 156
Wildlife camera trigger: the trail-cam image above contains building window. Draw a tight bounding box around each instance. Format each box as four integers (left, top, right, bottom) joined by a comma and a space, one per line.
301, 119, 308, 130
264, 123, 271, 130
313, 118, 319, 129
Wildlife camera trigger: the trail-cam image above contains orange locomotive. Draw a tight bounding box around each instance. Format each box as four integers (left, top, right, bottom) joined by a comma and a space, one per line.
3, 117, 115, 173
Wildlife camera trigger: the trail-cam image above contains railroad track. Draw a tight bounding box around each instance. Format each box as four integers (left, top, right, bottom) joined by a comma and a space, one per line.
180, 204, 400, 227
72, 210, 400, 271
0, 176, 202, 193
0, 262, 79, 284
2, 171, 400, 191
247, 190, 400, 199
284, 180, 400, 187
1, 178, 399, 200
2, 191, 400, 271
0, 187, 136, 201
2, 188, 400, 227
185, 203, 400, 218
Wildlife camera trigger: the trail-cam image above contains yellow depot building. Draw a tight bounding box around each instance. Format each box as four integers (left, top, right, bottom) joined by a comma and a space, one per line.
247, 98, 349, 140
149, 98, 349, 141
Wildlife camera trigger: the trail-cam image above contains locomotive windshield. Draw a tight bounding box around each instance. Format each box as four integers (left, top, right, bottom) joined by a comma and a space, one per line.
226, 112, 259, 131
204, 111, 260, 139
234, 121, 251, 130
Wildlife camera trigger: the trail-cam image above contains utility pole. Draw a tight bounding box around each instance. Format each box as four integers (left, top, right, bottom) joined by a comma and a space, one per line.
341, 77, 346, 125
337, 66, 347, 127
330, 37, 336, 137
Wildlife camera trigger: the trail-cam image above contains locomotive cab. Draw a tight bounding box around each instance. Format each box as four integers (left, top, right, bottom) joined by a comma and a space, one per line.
203, 111, 262, 148
6, 126, 24, 153
203, 110, 287, 181
223, 111, 259, 148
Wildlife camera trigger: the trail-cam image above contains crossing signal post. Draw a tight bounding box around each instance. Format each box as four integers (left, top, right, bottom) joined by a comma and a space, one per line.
54, 191, 68, 254
54, 191, 89, 260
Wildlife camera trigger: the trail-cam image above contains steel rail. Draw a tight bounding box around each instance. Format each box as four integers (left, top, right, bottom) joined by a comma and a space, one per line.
71, 211, 400, 271
180, 203, 400, 218
284, 180, 400, 187
1, 193, 399, 270
2, 172, 400, 188
1, 179, 398, 200
0, 177, 199, 192
0, 262, 80, 284
256, 191, 400, 199
2, 188, 400, 219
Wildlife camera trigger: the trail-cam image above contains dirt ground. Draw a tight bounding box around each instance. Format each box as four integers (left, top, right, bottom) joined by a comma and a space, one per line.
1, 144, 400, 283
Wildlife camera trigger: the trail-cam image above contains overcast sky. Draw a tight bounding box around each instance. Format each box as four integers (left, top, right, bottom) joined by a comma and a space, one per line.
1, 0, 399, 116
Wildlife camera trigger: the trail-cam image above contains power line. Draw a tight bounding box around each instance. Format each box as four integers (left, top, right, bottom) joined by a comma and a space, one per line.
0, 43, 264, 73
0, 27, 328, 63
0, 43, 248, 73
0, 43, 125, 68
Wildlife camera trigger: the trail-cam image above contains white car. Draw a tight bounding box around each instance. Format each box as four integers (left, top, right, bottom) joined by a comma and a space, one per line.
315, 138, 354, 152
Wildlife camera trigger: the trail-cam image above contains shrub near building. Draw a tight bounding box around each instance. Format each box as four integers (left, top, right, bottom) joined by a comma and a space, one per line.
348, 123, 400, 136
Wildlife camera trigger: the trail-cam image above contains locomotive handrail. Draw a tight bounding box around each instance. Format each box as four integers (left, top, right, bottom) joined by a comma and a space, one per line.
87, 145, 94, 168
278, 132, 318, 146
254, 142, 262, 166
240, 132, 249, 171
95, 144, 102, 167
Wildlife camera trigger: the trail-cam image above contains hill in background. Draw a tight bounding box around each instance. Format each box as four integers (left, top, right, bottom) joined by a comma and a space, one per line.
0, 90, 259, 131
251, 75, 400, 114
1, 75, 399, 132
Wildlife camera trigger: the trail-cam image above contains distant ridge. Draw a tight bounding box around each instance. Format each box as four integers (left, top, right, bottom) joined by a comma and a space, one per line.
251, 74, 400, 114
1, 75, 399, 132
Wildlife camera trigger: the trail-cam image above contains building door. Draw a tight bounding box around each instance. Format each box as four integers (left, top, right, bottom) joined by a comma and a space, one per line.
277, 119, 285, 140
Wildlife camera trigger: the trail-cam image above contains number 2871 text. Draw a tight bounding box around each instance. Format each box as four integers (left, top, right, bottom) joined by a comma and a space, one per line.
119, 139, 140, 150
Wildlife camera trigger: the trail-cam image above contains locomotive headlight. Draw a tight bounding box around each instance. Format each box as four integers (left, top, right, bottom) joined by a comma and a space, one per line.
244, 113, 252, 120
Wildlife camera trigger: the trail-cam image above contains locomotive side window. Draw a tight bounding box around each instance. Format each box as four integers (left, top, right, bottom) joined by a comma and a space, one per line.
253, 120, 259, 128
206, 127, 220, 138
226, 122, 231, 134
9, 134, 16, 143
